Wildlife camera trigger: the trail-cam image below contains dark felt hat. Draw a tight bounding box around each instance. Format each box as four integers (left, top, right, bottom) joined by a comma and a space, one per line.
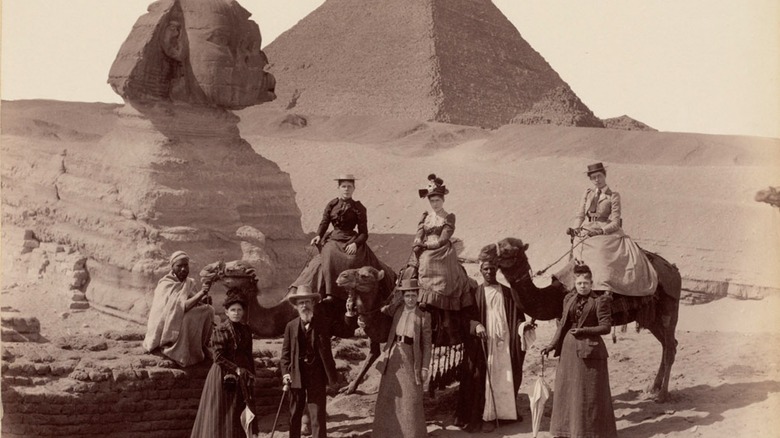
223, 293, 247, 309
586, 162, 607, 176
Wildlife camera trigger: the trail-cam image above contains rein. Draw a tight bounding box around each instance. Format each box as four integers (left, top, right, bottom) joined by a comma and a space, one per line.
502, 236, 590, 284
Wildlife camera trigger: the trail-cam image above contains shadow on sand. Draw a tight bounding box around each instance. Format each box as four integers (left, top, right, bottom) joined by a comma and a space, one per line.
615, 380, 780, 437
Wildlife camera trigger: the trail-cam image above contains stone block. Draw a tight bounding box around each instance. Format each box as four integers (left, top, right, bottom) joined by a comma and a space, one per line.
71, 292, 88, 302
69, 301, 90, 310
1, 313, 41, 334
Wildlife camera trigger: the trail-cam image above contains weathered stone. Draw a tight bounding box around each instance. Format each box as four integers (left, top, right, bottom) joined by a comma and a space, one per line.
108, 0, 276, 109
69, 301, 90, 310
264, 0, 594, 129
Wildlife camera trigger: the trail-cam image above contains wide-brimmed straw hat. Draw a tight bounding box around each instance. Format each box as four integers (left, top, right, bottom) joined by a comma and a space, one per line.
287, 285, 321, 305
397, 279, 421, 291
586, 162, 607, 176
334, 174, 357, 181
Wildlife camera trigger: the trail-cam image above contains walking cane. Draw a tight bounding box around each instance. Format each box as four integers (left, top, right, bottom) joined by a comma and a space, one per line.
480, 338, 501, 431
269, 382, 290, 438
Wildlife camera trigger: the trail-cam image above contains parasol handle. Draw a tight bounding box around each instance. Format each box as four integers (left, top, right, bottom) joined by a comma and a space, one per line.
541, 355, 545, 380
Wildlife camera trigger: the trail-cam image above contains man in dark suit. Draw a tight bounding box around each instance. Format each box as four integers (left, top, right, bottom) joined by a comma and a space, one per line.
456, 260, 527, 432
281, 285, 357, 438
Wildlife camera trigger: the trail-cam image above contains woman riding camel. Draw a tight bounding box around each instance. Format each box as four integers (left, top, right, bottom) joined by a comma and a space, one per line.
408, 174, 475, 310
564, 162, 657, 296
293, 174, 394, 300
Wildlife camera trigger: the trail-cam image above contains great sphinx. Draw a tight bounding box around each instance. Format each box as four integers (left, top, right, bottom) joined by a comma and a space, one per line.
20, 0, 307, 325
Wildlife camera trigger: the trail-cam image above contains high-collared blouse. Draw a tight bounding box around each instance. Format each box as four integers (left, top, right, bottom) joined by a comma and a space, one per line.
316, 197, 368, 244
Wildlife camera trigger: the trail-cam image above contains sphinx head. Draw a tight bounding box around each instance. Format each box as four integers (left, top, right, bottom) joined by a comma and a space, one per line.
108, 0, 275, 109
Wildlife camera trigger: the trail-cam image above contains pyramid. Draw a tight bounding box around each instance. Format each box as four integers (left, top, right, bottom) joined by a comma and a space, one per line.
264, 0, 596, 129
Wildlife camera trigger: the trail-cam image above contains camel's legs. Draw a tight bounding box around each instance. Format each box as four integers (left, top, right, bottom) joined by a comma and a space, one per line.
646, 296, 678, 401
344, 340, 381, 394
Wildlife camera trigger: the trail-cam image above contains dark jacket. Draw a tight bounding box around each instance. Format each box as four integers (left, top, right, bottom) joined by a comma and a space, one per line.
280, 311, 358, 388
548, 291, 612, 360
316, 198, 368, 245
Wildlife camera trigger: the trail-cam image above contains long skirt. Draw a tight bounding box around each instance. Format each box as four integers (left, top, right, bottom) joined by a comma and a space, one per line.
163, 304, 214, 367
292, 238, 396, 300
372, 343, 427, 438
416, 242, 475, 310
190, 363, 253, 438
549, 333, 617, 438
556, 229, 657, 297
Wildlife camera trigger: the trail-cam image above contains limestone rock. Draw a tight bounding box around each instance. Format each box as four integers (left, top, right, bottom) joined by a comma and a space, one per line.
512, 86, 604, 128
263, 0, 591, 129
603, 115, 657, 131
108, 0, 275, 109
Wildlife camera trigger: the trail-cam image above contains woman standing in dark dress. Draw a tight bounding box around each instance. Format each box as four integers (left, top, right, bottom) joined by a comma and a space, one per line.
541, 264, 617, 438
191, 294, 256, 438
292, 174, 395, 300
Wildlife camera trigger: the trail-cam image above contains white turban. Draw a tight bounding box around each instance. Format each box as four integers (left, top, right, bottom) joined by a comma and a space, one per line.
169, 250, 189, 266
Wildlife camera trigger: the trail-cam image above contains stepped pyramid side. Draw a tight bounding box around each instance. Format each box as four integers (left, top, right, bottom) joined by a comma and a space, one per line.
264, 0, 440, 120
431, 0, 572, 128
264, 0, 596, 129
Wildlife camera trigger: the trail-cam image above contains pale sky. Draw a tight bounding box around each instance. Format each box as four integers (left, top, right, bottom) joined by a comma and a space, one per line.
1, 0, 778, 138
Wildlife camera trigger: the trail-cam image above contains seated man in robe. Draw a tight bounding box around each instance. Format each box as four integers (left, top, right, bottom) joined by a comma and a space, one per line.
456, 260, 527, 432
143, 251, 215, 367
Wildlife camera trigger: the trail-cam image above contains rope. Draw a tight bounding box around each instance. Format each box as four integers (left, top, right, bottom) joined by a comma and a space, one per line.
532, 236, 590, 277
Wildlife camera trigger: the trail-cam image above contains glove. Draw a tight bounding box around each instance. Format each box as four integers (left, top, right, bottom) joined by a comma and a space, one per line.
282, 374, 292, 385
566, 227, 577, 237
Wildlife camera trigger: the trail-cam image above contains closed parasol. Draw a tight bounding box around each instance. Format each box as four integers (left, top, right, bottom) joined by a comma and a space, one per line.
530, 355, 552, 438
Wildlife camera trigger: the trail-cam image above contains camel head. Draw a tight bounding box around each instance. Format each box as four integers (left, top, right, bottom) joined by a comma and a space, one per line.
755, 186, 780, 208
336, 266, 385, 295
478, 238, 531, 271
199, 259, 259, 299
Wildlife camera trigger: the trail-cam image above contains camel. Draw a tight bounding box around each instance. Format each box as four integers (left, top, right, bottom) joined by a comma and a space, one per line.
200, 260, 296, 337
478, 238, 682, 401
756, 186, 780, 209
335, 266, 393, 394
336, 265, 470, 395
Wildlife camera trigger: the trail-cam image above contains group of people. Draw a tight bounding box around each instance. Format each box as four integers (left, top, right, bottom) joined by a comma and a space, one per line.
140, 163, 657, 437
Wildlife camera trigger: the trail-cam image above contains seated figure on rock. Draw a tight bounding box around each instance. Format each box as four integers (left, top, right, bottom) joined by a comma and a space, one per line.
143, 251, 215, 367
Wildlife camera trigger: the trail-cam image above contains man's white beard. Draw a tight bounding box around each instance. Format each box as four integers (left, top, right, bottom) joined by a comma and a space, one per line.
299, 308, 314, 323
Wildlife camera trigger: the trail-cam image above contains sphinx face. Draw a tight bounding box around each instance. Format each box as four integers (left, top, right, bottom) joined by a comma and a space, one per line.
180, 0, 275, 108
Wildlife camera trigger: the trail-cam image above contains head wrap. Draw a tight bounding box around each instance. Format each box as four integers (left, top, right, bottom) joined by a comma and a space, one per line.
480, 258, 497, 268
169, 250, 189, 266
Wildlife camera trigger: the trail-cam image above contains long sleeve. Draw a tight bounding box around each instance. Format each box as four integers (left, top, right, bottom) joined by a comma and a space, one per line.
577, 294, 613, 336
413, 211, 428, 245
212, 325, 239, 373
601, 192, 622, 235
352, 202, 368, 245
573, 189, 589, 229
546, 293, 575, 356
424, 213, 456, 250
421, 312, 433, 370
316, 199, 336, 239
280, 323, 292, 377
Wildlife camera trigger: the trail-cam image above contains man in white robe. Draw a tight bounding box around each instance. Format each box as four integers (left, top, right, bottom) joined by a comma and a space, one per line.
469, 260, 527, 432
143, 250, 215, 367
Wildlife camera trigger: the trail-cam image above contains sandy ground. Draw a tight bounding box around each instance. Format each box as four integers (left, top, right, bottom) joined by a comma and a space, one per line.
2, 101, 780, 437
3, 230, 780, 438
